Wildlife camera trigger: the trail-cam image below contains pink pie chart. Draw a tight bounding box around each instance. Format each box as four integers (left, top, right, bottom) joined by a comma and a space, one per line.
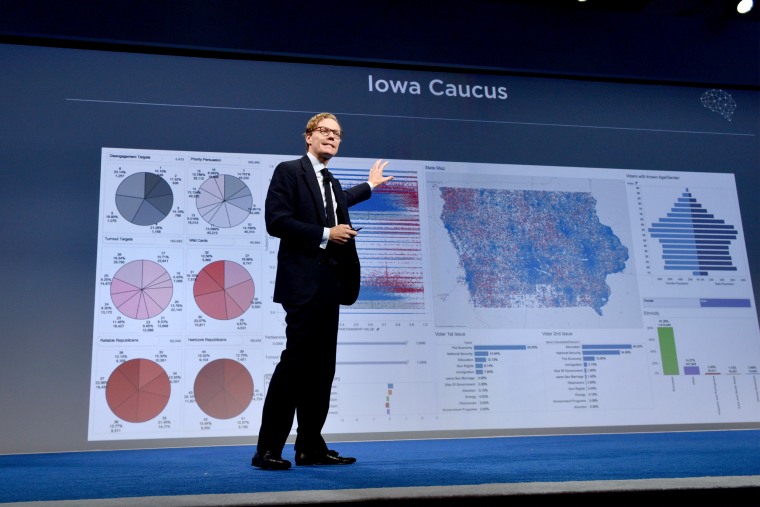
193, 260, 254, 320
110, 260, 173, 319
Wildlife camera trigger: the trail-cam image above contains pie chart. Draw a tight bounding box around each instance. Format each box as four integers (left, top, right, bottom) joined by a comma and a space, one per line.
196, 174, 252, 228
193, 359, 254, 419
111, 260, 173, 320
115, 172, 173, 226
193, 260, 254, 320
106, 358, 171, 423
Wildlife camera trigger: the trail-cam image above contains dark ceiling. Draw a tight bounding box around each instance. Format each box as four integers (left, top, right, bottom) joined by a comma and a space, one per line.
0, 0, 757, 86
500, 0, 758, 19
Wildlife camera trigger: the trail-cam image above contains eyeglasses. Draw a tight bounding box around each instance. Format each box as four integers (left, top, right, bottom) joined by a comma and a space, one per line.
310, 126, 343, 139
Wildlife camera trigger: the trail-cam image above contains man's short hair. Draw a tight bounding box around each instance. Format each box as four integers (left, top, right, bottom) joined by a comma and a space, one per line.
304, 113, 340, 149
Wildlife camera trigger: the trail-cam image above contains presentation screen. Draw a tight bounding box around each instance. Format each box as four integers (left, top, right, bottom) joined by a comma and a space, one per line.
1, 42, 758, 450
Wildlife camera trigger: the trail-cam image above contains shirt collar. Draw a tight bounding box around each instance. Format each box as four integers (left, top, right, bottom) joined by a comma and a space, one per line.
307, 152, 326, 173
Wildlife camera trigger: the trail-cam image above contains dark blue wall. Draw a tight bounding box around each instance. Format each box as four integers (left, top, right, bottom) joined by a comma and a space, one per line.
1, 0, 758, 87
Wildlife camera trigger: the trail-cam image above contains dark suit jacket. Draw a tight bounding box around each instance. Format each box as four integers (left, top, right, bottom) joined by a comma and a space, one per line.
265, 155, 371, 306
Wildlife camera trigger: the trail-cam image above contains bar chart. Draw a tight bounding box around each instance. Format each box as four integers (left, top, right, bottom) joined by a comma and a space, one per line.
649, 188, 739, 276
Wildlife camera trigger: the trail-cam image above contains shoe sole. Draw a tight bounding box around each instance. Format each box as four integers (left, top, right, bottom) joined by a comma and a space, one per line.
252, 459, 291, 470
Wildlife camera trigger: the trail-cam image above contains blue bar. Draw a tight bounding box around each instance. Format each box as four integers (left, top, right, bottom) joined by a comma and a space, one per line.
663, 245, 728, 251
692, 225, 737, 230
650, 224, 736, 231
666, 212, 712, 218
699, 298, 751, 308
669, 207, 708, 212
664, 260, 734, 266
665, 266, 737, 271
662, 255, 732, 260
665, 261, 736, 271
665, 262, 734, 267
662, 248, 700, 254
649, 228, 696, 233
651, 233, 696, 239
582, 344, 632, 350
660, 218, 725, 224
473, 345, 528, 351
658, 239, 730, 245
583, 356, 595, 361
653, 233, 736, 240
650, 223, 695, 228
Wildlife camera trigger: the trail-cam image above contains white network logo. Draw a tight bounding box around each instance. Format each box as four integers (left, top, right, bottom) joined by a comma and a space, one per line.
700, 89, 736, 121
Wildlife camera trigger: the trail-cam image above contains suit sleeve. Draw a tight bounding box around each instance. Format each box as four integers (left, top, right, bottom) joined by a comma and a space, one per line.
343, 181, 372, 209
265, 162, 324, 247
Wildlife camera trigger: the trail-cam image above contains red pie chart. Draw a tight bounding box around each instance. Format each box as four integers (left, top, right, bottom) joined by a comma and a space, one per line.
193, 260, 254, 320
193, 359, 254, 419
106, 358, 171, 423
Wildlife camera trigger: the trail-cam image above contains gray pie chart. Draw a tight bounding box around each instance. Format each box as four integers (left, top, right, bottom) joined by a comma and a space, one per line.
115, 172, 174, 226
196, 174, 252, 228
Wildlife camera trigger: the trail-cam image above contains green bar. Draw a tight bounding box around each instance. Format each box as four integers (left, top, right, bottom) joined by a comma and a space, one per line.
658, 326, 679, 375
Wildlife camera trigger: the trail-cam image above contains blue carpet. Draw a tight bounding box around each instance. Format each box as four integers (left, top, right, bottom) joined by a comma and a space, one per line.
1, 431, 759, 503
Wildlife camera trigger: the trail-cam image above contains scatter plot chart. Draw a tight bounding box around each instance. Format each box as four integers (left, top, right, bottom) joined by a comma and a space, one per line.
106, 358, 171, 423
193, 359, 254, 419
332, 167, 426, 311
437, 187, 628, 315
193, 260, 255, 320
197, 175, 252, 228
115, 172, 174, 226
110, 260, 173, 319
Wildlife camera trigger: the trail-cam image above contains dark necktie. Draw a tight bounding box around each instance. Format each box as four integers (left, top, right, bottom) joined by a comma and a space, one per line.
321, 168, 336, 227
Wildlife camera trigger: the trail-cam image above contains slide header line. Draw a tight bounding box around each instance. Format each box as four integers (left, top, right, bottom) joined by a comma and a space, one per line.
66, 98, 755, 137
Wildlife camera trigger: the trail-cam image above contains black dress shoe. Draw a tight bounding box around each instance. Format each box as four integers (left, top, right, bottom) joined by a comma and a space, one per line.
295, 449, 356, 466
252, 450, 291, 470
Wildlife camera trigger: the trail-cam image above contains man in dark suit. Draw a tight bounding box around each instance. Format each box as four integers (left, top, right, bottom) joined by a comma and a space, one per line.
252, 113, 392, 470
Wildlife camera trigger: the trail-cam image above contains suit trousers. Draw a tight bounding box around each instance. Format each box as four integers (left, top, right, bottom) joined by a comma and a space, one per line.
256, 265, 341, 455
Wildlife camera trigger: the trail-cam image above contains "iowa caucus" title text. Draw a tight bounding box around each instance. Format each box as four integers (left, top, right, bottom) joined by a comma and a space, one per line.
368, 74, 508, 100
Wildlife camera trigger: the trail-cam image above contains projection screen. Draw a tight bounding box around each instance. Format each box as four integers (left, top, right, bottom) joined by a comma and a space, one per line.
1, 42, 758, 452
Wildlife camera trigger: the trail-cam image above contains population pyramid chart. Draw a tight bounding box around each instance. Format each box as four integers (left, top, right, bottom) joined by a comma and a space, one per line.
649, 188, 739, 276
